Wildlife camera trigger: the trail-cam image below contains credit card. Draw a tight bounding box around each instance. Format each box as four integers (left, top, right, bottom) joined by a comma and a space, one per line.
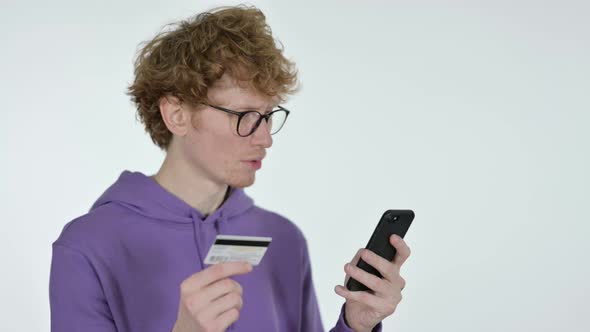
204, 235, 272, 266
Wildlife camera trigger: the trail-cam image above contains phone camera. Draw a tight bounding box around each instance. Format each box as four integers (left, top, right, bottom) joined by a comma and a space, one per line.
391, 216, 399, 222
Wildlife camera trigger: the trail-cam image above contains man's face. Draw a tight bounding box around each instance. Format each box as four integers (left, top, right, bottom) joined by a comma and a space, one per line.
178, 75, 277, 188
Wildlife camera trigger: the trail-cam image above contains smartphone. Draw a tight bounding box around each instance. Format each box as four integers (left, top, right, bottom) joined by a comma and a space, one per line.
346, 209, 414, 292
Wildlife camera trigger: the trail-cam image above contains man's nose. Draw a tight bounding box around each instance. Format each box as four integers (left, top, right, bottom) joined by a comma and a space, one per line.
251, 119, 273, 148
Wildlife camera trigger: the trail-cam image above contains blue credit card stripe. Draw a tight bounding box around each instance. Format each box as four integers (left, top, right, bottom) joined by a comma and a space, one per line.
214, 239, 270, 247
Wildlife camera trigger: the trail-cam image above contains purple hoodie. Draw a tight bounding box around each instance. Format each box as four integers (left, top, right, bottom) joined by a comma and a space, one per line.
49, 171, 383, 331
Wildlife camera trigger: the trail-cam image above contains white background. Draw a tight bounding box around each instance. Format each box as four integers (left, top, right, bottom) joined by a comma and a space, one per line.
1, 0, 589, 331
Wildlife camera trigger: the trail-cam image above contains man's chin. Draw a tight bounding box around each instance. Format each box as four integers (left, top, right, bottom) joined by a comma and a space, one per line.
227, 175, 256, 189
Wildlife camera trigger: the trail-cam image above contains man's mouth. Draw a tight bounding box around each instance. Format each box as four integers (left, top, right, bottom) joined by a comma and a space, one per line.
242, 159, 262, 170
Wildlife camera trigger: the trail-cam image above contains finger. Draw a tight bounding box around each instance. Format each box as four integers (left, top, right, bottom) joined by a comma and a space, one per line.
334, 285, 393, 311
216, 308, 240, 331
390, 235, 411, 266
344, 262, 390, 294
200, 291, 243, 322
200, 278, 243, 304
360, 249, 399, 284
184, 262, 253, 291
343, 249, 363, 285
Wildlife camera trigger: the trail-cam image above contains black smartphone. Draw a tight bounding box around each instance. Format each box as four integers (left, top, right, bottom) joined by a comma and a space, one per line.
346, 209, 414, 292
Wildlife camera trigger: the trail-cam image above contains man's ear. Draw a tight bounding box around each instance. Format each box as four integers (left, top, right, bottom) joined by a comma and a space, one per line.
159, 95, 191, 136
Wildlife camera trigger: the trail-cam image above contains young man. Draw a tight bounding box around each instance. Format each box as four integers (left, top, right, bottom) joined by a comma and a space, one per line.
49, 6, 410, 332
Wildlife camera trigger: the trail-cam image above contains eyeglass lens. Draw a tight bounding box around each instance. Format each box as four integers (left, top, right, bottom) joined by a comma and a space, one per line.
239, 110, 287, 136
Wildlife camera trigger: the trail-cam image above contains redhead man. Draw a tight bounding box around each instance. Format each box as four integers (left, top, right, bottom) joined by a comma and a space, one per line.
49, 5, 410, 332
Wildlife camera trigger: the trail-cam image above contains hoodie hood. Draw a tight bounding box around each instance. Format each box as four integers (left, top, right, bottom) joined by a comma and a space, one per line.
90, 170, 254, 225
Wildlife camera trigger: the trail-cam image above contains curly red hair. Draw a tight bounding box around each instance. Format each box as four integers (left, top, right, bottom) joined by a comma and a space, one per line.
127, 5, 298, 149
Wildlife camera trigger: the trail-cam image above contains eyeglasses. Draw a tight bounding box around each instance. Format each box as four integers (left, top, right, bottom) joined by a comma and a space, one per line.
205, 104, 291, 137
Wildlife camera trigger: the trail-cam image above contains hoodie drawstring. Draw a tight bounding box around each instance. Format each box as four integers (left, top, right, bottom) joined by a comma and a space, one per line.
190, 210, 206, 271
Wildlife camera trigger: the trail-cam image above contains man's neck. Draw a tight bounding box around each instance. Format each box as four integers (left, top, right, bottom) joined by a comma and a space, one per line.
151, 153, 229, 217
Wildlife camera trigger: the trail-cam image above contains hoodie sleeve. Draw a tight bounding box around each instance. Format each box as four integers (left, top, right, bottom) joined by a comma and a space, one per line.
49, 243, 117, 332
330, 303, 383, 332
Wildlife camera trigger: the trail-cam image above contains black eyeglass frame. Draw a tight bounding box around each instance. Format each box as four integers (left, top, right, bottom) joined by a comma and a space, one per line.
205, 104, 291, 137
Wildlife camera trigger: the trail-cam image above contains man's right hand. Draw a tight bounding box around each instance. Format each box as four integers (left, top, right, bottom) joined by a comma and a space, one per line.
171, 261, 253, 332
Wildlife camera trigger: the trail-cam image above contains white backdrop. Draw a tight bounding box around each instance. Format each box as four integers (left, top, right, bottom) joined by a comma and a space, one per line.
1, 0, 589, 331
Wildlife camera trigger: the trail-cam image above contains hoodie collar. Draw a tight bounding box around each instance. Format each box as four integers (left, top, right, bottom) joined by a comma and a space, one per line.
91, 170, 254, 224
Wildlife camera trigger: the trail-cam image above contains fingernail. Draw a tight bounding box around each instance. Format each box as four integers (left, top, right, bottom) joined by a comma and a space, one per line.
362, 249, 369, 258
